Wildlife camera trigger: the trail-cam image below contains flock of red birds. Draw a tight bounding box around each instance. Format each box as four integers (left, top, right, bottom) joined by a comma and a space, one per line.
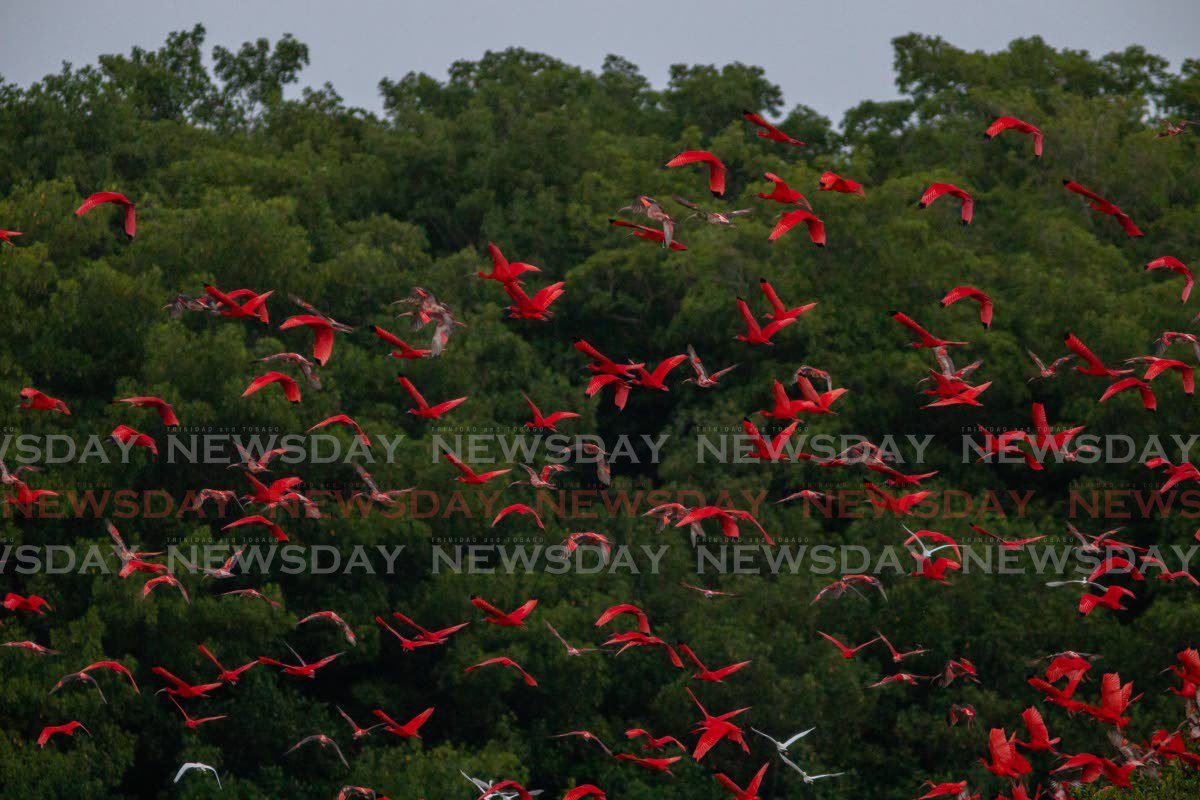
2, 111, 1200, 800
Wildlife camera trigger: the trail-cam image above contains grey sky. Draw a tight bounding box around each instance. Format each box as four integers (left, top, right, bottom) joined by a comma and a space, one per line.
1, 0, 1196, 123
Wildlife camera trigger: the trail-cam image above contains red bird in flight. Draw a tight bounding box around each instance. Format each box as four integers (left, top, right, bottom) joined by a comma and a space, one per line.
1063, 179, 1143, 236
1145, 256, 1193, 302
756, 172, 811, 207
444, 452, 510, 484
941, 286, 993, 328
20, 387, 70, 414
918, 183, 974, 225
985, 116, 1043, 157
37, 721, 89, 748
471, 595, 538, 627
204, 284, 272, 323
522, 393, 580, 431
114, 395, 179, 426
742, 110, 805, 146
76, 191, 136, 237
243, 372, 301, 403
307, 414, 370, 446
371, 324, 432, 359
892, 311, 967, 348
609, 218, 688, 250
480, 242, 542, 284
397, 374, 466, 419
818, 171, 865, 196
768, 209, 826, 246
665, 150, 726, 197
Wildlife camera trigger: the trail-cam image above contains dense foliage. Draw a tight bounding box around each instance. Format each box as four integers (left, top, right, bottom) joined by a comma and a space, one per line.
1, 23, 1200, 800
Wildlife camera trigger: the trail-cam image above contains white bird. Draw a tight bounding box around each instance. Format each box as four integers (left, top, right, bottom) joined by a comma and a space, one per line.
1045, 579, 1105, 589
750, 726, 816, 753
174, 761, 221, 788
779, 753, 844, 783
907, 541, 959, 559
460, 771, 544, 799
901, 525, 960, 560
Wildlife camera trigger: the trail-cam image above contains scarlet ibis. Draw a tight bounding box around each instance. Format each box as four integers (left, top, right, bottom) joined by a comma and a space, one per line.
677, 643, 750, 682
111, 424, 157, 455
397, 374, 466, 419
114, 395, 179, 426
940, 286, 993, 328
736, 298, 796, 346
198, 643, 258, 684
480, 242, 542, 284
768, 209, 826, 245
817, 631, 879, 659
444, 452, 510, 484
471, 595, 537, 627
743, 110, 806, 146
307, 414, 370, 445
714, 763, 769, 800
504, 280, 565, 320
1063, 179, 1143, 236
371, 324, 432, 359
917, 183, 974, 225
205, 284, 272, 323
817, 171, 865, 196
756, 172, 811, 207
665, 150, 726, 196
19, 387, 70, 414
985, 116, 1043, 156
608, 218, 688, 250
372, 706, 434, 738
281, 296, 353, 365
243, 372, 301, 403
76, 190, 136, 237
522, 393, 580, 430
617, 196, 676, 247
37, 721, 89, 748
